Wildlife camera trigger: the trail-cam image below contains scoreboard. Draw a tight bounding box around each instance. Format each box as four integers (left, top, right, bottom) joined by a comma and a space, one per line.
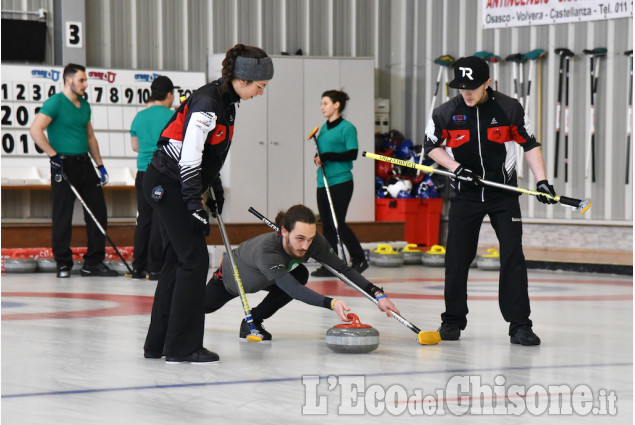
1, 65, 206, 161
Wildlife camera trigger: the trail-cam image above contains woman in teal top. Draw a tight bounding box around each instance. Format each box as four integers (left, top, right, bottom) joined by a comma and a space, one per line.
312, 90, 368, 277
129, 76, 175, 279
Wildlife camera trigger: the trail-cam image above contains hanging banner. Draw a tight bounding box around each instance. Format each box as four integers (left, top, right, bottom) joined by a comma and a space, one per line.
482, 0, 632, 29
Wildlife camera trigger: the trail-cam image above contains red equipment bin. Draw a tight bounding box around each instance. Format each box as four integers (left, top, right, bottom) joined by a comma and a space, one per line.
375, 198, 443, 246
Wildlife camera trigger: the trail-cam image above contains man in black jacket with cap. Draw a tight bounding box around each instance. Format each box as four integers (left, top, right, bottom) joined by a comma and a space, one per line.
424, 56, 557, 346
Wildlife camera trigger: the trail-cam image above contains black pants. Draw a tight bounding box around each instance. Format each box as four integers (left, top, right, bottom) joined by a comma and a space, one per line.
51, 155, 107, 267
442, 195, 532, 335
132, 171, 163, 273
142, 165, 209, 357
316, 180, 365, 262
204, 264, 309, 322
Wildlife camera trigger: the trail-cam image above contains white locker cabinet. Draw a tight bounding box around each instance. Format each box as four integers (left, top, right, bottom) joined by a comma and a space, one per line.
223, 81, 268, 222
302, 57, 375, 222
217, 55, 375, 223
335, 59, 375, 222
224, 57, 305, 222
267, 58, 305, 218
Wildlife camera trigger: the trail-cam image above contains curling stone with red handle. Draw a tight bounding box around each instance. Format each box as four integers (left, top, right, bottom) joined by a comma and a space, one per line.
326, 313, 380, 354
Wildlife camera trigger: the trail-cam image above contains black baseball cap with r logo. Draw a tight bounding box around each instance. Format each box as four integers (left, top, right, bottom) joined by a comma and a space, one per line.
449, 56, 490, 90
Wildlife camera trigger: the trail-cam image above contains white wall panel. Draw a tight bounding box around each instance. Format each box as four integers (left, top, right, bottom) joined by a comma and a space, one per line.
339, 59, 376, 222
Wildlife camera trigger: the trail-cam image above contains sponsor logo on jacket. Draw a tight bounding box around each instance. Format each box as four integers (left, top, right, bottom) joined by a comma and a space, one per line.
193, 112, 216, 130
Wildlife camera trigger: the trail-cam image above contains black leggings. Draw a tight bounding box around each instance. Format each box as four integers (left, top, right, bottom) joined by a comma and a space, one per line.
142, 165, 209, 357
316, 180, 365, 262
132, 171, 163, 273
204, 264, 309, 322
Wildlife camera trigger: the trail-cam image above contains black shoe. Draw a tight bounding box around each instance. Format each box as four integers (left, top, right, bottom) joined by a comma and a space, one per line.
165, 347, 219, 363
144, 350, 162, 359
351, 259, 369, 274
311, 266, 333, 277
510, 326, 541, 346
239, 319, 272, 341
438, 323, 461, 340
148, 272, 161, 281
128, 269, 147, 279
56, 264, 72, 278
80, 262, 119, 277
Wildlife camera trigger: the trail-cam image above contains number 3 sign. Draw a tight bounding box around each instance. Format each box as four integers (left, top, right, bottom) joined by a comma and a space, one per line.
66, 22, 83, 48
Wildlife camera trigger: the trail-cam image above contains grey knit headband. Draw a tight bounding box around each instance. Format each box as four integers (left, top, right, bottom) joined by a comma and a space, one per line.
234, 56, 274, 81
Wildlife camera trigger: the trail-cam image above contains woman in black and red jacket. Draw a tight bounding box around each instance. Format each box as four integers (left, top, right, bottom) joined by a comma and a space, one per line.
424, 56, 556, 347
142, 44, 274, 363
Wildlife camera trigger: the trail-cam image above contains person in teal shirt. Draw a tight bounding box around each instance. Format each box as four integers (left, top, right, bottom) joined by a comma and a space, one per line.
30, 63, 117, 278
129, 76, 175, 279
312, 90, 368, 277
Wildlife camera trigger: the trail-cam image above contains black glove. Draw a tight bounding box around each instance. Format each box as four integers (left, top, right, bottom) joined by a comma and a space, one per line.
189, 208, 210, 236
452, 165, 482, 187
50, 154, 63, 182
206, 185, 224, 218
536, 180, 557, 204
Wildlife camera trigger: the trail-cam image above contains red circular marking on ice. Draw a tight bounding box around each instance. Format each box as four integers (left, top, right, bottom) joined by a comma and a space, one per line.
1, 292, 154, 320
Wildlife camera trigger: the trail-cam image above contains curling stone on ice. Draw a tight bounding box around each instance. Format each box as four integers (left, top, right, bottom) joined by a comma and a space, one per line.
422, 245, 446, 267
370, 244, 404, 267
4, 250, 37, 273
401, 244, 423, 265
326, 313, 380, 354
477, 248, 500, 271
37, 257, 57, 273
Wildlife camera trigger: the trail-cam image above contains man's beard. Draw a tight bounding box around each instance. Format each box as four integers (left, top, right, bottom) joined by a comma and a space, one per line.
71, 82, 84, 97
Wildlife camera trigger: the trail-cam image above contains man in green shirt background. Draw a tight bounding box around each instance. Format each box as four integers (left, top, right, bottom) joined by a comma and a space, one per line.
30, 63, 117, 278
129, 76, 175, 280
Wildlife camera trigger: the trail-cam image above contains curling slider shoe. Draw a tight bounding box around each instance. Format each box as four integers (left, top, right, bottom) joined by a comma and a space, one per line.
417, 330, 442, 345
